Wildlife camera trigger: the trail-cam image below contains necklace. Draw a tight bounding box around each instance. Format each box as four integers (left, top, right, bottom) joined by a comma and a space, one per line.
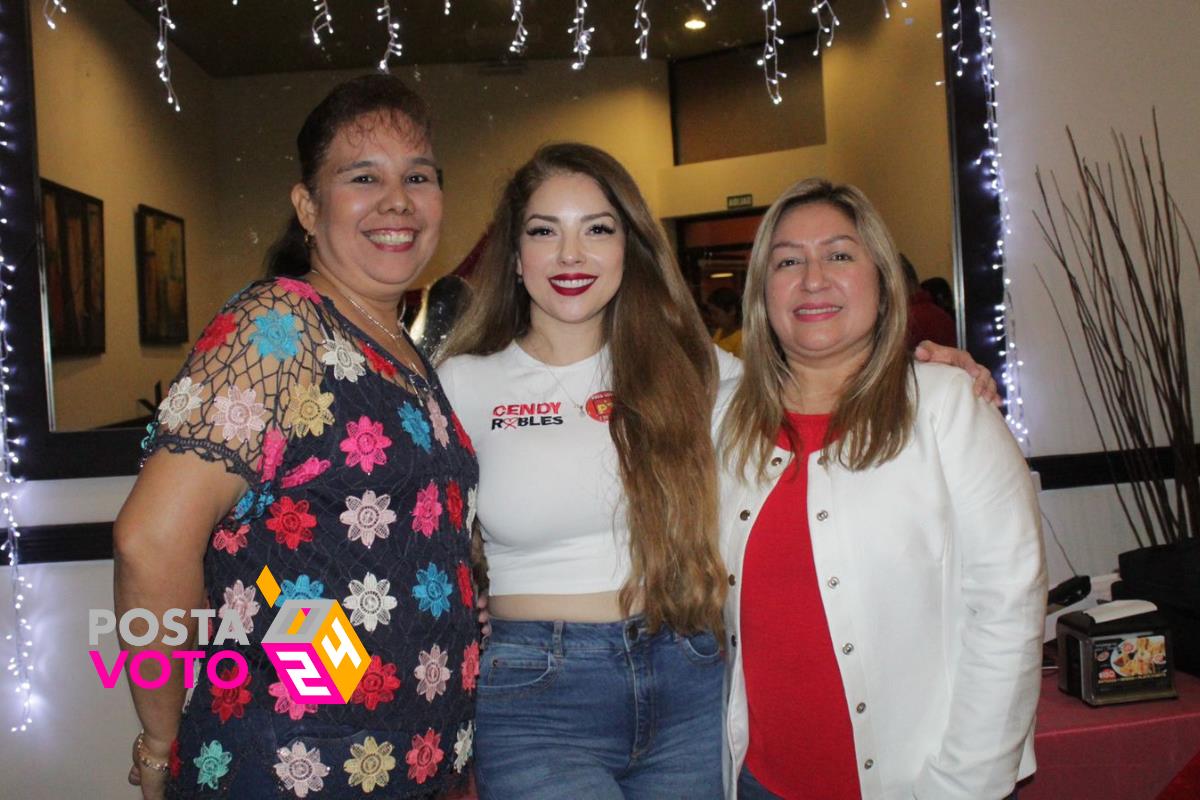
522, 338, 607, 418
308, 268, 430, 395
309, 268, 405, 345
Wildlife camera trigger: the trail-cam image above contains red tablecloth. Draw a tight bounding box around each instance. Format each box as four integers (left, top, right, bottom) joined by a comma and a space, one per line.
1021, 670, 1200, 799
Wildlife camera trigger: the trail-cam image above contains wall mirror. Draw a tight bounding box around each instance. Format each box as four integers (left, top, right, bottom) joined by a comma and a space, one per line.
2, 0, 997, 482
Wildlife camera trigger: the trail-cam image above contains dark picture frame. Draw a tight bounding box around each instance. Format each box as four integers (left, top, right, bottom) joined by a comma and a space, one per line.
134, 204, 189, 344
39, 179, 106, 356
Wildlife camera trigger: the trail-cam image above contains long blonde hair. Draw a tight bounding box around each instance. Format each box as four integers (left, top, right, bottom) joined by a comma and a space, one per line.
721, 178, 914, 479
441, 143, 726, 636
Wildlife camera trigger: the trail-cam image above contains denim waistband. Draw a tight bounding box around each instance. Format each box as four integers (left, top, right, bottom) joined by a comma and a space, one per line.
487, 614, 667, 654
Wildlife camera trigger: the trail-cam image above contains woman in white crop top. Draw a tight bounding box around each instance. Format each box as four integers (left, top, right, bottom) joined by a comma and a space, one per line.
438, 143, 729, 798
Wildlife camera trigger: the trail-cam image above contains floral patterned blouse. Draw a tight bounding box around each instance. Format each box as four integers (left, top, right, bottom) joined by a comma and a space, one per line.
145, 278, 479, 798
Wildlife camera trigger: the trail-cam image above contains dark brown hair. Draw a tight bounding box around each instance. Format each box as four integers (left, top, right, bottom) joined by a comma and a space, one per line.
266, 74, 433, 277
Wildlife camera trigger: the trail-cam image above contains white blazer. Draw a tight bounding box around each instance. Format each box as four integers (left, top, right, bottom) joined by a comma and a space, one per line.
717, 362, 1047, 800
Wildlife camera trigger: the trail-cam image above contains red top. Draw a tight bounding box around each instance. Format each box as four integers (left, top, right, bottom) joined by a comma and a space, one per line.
740, 412, 861, 798
906, 289, 957, 349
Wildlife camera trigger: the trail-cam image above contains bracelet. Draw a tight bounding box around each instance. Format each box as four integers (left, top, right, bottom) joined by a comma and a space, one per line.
135, 731, 171, 774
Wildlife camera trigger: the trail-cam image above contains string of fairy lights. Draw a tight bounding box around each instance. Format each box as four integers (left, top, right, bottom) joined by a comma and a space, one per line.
0, 26, 34, 733
6, 0, 1026, 734
569, 0, 594, 71
974, 2, 1027, 448
376, 2, 403, 72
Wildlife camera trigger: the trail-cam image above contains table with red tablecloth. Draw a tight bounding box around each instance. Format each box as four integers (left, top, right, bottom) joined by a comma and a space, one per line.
1021, 670, 1200, 799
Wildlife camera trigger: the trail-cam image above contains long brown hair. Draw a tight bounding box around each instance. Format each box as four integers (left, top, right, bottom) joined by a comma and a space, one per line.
441, 143, 726, 636
721, 178, 914, 479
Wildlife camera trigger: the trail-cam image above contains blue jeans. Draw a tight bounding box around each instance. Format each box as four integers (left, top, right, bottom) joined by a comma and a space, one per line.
737, 767, 783, 799
474, 616, 724, 799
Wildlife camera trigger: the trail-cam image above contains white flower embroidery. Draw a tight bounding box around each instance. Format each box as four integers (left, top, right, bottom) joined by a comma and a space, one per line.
413, 644, 452, 703
319, 333, 367, 383
157, 377, 205, 431
219, 579, 260, 635
426, 395, 451, 448
453, 721, 474, 773
466, 486, 478, 531
273, 741, 330, 798
212, 385, 268, 445
340, 490, 398, 549
343, 572, 398, 632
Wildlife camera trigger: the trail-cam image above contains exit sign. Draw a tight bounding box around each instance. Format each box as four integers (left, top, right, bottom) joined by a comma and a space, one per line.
726, 194, 753, 209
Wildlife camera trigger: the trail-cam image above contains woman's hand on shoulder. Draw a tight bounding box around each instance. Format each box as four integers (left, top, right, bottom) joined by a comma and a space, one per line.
914, 341, 1000, 407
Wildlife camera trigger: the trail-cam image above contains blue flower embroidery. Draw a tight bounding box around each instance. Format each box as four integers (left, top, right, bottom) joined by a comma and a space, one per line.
140, 422, 157, 452
398, 402, 433, 453
233, 488, 275, 523
194, 740, 232, 790
248, 310, 300, 361
411, 563, 453, 618
277, 574, 325, 605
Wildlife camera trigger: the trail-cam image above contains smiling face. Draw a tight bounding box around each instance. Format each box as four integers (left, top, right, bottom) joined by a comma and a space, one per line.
293, 111, 443, 292
517, 171, 626, 343
765, 201, 881, 371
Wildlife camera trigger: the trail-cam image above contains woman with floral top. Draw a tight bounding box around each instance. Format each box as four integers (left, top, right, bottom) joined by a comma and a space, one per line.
115, 74, 479, 799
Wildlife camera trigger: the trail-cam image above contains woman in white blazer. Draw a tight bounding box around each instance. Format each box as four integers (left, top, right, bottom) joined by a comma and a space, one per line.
716, 178, 1046, 800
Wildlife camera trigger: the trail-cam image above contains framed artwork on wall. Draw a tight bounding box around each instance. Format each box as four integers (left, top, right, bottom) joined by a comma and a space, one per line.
39, 179, 106, 356
134, 204, 188, 345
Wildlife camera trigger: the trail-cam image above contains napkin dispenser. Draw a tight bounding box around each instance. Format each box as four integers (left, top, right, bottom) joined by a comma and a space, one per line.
1056, 599, 1176, 706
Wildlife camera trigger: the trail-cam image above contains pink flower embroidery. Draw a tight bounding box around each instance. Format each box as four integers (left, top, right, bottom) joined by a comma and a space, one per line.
212, 524, 249, 555
268, 681, 317, 721
410, 482, 442, 538
413, 645, 452, 703
219, 579, 260, 634
340, 416, 392, 475
275, 277, 322, 304
405, 729, 444, 786
260, 428, 286, 482
213, 385, 268, 445
462, 641, 480, 692
281, 457, 330, 489
426, 395, 450, 448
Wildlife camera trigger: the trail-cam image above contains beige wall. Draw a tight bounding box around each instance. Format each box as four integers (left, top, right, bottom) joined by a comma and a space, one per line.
658, 0, 953, 283
990, 0, 1200, 579
33, 0, 222, 431
822, 0, 953, 281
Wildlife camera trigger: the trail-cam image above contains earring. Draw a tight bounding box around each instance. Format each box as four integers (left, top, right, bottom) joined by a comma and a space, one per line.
304, 231, 316, 248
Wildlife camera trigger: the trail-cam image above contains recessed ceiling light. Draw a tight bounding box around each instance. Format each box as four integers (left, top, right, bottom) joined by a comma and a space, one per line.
684, 18, 707, 31
709, 272, 734, 279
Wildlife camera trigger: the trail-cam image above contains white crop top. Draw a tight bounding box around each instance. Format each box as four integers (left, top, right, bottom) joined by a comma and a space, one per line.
437, 343, 629, 596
